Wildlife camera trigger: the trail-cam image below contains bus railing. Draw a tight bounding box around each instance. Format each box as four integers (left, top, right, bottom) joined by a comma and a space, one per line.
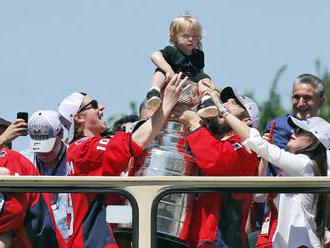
1, 176, 330, 248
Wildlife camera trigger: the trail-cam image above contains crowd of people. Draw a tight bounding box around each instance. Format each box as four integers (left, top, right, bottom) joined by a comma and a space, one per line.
1, 14, 330, 248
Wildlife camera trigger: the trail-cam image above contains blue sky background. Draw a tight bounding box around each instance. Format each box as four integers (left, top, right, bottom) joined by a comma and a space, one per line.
1, 0, 330, 150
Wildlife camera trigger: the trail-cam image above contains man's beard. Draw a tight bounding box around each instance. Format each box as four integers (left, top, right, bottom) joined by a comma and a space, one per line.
207, 119, 232, 136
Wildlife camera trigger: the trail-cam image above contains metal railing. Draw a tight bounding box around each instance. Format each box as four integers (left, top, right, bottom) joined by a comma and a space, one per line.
1, 176, 330, 248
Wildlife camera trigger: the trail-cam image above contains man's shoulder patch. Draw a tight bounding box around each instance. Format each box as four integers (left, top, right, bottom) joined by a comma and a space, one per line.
232, 142, 243, 151
0, 151, 7, 157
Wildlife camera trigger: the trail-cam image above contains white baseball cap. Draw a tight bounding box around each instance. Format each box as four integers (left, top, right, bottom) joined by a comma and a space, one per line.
58, 92, 85, 143
288, 116, 330, 149
28, 110, 63, 153
220, 86, 260, 128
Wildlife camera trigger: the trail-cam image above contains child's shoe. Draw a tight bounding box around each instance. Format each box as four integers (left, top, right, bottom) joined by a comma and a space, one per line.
146, 88, 161, 108
197, 96, 219, 118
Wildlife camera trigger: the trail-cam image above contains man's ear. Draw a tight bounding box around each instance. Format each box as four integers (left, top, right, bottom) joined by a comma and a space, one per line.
242, 117, 253, 127
74, 113, 84, 125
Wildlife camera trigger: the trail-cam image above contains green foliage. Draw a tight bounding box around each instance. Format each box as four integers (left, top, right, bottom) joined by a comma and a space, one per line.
316, 60, 330, 121
257, 60, 330, 130
129, 100, 138, 115
258, 65, 288, 130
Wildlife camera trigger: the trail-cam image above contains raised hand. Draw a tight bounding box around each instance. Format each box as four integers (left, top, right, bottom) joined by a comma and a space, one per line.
162, 72, 188, 111
0, 119, 27, 148
209, 90, 227, 113
262, 133, 272, 143
197, 78, 215, 96
171, 104, 204, 132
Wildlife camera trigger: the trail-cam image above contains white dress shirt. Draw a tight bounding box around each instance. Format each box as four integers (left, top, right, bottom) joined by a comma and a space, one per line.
243, 128, 322, 248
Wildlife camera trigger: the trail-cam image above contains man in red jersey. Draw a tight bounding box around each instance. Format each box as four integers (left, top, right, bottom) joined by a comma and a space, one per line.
0, 120, 67, 248
174, 86, 260, 248
58, 73, 187, 247
0, 118, 12, 149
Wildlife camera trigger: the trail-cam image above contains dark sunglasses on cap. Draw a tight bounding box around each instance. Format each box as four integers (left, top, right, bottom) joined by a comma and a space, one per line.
78, 99, 99, 113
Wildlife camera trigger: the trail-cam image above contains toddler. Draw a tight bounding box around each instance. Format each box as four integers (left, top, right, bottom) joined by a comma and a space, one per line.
146, 14, 218, 118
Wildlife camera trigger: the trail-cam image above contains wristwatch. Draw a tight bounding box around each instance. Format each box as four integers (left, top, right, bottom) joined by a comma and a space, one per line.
219, 106, 230, 117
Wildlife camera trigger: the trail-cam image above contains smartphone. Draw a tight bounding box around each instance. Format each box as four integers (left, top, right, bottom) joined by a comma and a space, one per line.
17, 112, 29, 123
17, 112, 28, 136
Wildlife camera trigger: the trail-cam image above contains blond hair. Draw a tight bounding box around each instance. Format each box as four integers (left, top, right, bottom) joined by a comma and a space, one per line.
169, 15, 203, 49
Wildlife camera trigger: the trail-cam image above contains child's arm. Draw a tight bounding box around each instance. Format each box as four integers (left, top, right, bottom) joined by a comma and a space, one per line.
150, 51, 174, 81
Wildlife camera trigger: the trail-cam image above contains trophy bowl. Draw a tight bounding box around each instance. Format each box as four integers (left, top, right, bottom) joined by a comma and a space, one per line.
135, 121, 200, 245
177, 79, 200, 108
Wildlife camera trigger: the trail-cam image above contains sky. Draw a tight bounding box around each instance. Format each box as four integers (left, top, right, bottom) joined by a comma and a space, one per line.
1, 0, 330, 150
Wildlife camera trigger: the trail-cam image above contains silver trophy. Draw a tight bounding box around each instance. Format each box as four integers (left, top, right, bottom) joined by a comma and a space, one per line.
115, 80, 201, 247
135, 81, 201, 246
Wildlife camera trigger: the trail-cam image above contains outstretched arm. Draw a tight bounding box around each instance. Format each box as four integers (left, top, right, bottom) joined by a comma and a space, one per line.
132, 73, 187, 149
209, 91, 312, 176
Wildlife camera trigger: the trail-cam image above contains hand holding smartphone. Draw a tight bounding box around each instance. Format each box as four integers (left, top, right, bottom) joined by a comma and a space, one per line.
16, 112, 28, 136
17, 112, 28, 123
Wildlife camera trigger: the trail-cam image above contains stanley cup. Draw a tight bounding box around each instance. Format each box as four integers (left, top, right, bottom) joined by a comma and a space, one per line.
177, 79, 200, 107
135, 80, 201, 245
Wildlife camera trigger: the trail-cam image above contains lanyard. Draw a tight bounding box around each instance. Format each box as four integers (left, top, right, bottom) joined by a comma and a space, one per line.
36, 143, 66, 176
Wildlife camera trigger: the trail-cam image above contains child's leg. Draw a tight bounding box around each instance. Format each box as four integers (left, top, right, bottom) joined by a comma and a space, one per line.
197, 79, 219, 118
151, 70, 166, 90
146, 70, 166, 108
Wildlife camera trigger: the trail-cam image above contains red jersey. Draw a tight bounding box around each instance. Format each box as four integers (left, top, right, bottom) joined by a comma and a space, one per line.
66, 132, 143, 248
0, 148, 66, 248
185, 127, 259, 248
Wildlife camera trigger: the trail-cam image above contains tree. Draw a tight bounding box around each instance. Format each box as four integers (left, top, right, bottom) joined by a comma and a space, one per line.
258, 65, 288, 130
316, 60, 330, 121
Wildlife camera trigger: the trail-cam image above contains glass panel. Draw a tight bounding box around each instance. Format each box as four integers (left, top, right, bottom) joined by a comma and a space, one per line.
0, 191, 136, 248
156, 192, 196, 248
156, 192, 330, 248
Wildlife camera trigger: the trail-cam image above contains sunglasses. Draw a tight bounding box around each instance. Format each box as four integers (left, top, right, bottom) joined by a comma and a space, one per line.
292, 127, 308, 136
78, 100, 99, 112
